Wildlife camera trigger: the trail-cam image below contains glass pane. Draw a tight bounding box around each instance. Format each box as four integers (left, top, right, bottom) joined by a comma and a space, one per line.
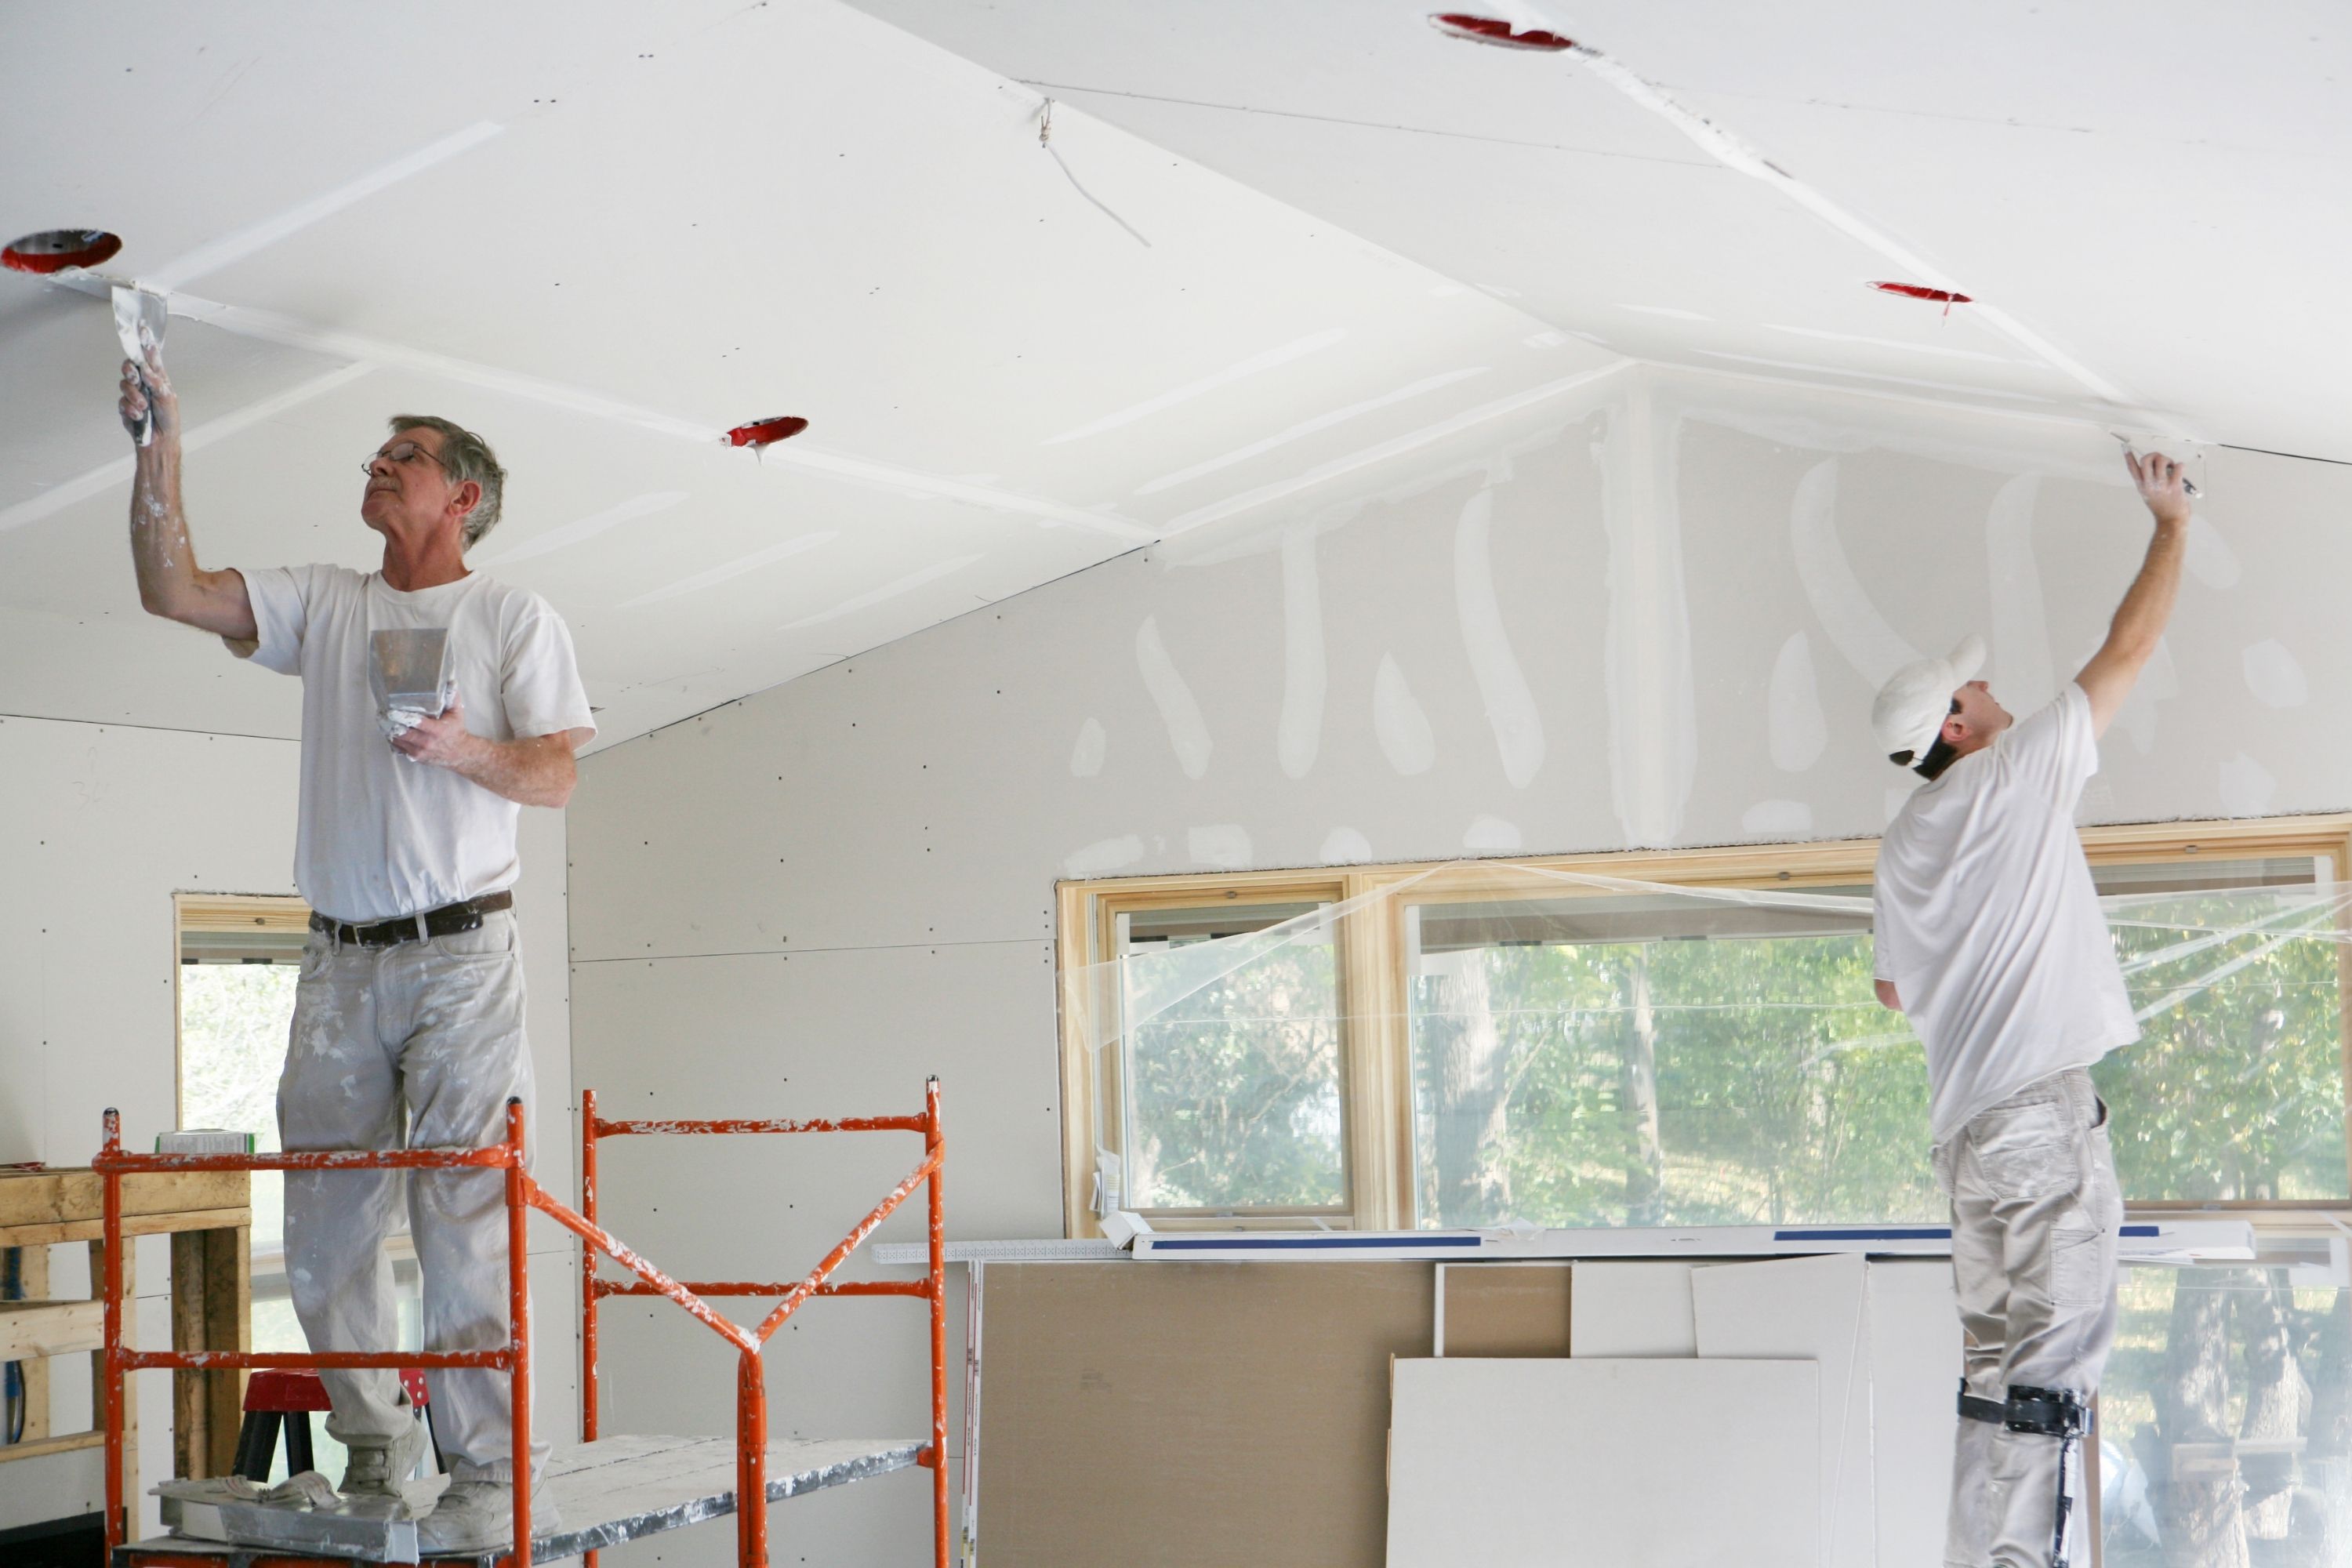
2103, 1258, 2352, 1563
1119, 902, 1345, 1211
179, 963, 297, 1252
1406, 887, 1931, 1229
2089, 859, 2349, 1203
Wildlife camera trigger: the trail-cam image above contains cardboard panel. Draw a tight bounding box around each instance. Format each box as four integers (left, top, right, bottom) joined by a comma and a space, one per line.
1569, 1260, 1698, 1357
1439, 1261, 1571, 1356
1388, 1356, 1818, 1567
978, 1261, 1434, 1568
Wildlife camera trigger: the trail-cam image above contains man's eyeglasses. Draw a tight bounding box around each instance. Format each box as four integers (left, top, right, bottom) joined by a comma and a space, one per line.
361, 440, 448, 477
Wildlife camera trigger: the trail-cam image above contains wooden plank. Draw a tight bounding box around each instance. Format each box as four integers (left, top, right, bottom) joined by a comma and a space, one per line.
0, 1298, 104, 1359
0, 1207, 252, 1250
14, 1242, 53, 1443
0, 1429, 103, 1462
0, 1170, 250, 1232
116, 1435, 924, 1565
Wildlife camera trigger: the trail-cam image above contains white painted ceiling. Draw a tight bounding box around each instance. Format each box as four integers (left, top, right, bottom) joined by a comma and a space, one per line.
2, 1, 2341, 751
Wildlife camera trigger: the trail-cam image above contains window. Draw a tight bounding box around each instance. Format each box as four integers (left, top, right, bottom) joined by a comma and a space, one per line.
1056, 818, 2352, 1236
174, 895, 422, 1482
176, 895, 310, 1258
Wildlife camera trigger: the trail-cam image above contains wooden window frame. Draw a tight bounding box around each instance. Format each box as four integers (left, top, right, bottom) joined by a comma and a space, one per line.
1055, 814, 2352, 1239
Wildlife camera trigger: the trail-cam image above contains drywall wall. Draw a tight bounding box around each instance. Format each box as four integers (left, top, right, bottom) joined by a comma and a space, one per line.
564, 362, 2352, 1563
0, 710, 579, 1527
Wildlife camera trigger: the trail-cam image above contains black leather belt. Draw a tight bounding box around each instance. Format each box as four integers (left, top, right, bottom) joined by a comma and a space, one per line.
311, 891, 513, 949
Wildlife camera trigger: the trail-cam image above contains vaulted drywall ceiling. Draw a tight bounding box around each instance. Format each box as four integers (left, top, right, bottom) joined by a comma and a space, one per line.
2, 1, 2340, 753
851, 0, 2352, 463
0, 1, 1610, 748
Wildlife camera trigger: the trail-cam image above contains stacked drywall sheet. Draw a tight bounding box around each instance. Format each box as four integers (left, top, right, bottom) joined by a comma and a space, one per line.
1549, 1253, 1962, 1568
1863, 1261, 1964, 1565
1387, 1356, 1820, 1567
1566, 1260, 1696, 1356
1691, 1254, 1875, 1568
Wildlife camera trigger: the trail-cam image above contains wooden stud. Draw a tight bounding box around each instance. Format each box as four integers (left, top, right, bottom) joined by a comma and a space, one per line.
8, 1242, 53, 1445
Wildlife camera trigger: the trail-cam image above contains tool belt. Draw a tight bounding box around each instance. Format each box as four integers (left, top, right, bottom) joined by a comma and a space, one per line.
310, 891, 514, 949
1957, 1381, 2092, 1436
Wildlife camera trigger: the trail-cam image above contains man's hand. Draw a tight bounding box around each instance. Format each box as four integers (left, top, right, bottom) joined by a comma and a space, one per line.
391, 697, 579, 808
1875, 979, 1902, 1013
118, 338, 181, 447
390, 695, 481, 768
2125, 448, 2192, 528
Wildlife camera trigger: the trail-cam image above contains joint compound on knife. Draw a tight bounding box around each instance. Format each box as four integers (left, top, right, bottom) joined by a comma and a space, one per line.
112, 286, 169, 447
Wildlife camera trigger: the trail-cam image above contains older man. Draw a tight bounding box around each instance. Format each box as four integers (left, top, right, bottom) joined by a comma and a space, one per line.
120, 343, 591, 1552
1870, 450, 2192, 1566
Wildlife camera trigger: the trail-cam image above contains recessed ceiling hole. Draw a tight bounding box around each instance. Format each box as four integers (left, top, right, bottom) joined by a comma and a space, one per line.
2, 229, 124, 274
1868, 281, 1973, 306
1427, 13, 1577, 50
725, 416, 809, 450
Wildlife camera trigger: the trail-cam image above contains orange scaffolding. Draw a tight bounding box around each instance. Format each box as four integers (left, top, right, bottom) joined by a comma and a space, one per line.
92, 1079, 948, 1568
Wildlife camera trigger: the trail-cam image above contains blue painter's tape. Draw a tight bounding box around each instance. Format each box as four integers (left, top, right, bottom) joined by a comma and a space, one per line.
1148, 1235, 1486, 1252
1773, 1227, 1951, 1241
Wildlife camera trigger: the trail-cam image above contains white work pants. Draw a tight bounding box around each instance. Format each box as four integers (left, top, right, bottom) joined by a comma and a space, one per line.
278, 910, 547, 1484
1936, 1067, 2122, 1568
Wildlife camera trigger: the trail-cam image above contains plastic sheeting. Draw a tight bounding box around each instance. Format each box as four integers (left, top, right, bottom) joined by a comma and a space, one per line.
1065, 859, 2351, 1225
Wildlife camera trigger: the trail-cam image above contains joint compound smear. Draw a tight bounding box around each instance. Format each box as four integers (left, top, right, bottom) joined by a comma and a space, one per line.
1070, 717, 1107, 778
1320, 826, 1373, 863
2241, 641, 2308, 709
1790, 457, 1921, 687
2187, 514, 2241, 589
2114, 637, 2180, 757
1135, 616, 1211, 780
1064, 836, 1144, 880
1600, 390, 1695, 848
1188, 825, 1252, 869
1373, 654, 1437, 776
2219, 753, 2278, 818
1454, 469, 1544, 789
1278, 527, 1326, 780
1985, 473, 2056, 717
1767, 633, 1827, 774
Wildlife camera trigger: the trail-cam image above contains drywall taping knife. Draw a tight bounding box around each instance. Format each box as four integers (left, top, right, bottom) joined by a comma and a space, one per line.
112, 285, 168, 447
2112, 431, 2202, 499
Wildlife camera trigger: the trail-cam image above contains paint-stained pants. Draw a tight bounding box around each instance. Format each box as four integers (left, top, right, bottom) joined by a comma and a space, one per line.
278, 910, 547, 1484
1936, 1067, 2122, 1568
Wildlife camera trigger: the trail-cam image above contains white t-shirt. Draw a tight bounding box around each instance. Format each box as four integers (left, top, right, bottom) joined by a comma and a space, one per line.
234, 564, 594, 924
1872, 682, 2138, 1144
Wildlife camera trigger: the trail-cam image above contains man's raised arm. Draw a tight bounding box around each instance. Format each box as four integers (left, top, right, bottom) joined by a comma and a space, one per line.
120, 345, 257, 641
2075, 450, 2192, 738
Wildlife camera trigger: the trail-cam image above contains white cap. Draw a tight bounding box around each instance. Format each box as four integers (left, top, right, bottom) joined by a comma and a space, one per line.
1871, 635, 1987, 762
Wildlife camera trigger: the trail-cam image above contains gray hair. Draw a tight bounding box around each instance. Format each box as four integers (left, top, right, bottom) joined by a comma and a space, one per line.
388, 415, 506, 550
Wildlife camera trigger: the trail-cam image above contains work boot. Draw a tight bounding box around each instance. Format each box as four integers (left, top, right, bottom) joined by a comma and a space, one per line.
339, 1417, 427, 1498
416, 1478, 557, 1554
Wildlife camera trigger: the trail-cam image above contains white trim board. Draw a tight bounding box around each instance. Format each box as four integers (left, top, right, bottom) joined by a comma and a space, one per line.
1123, 1218, 2252, 1263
